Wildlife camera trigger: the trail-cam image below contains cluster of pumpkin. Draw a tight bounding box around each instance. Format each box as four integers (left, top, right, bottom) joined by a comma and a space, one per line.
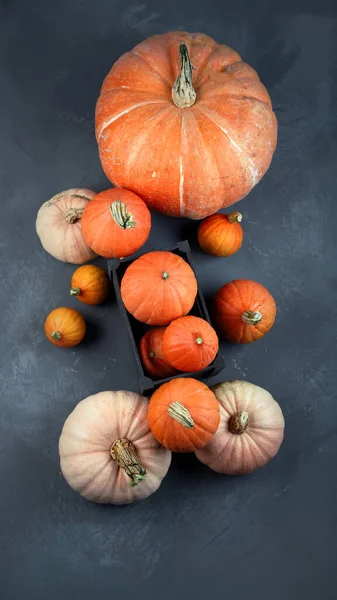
35, 30, 283, 505
59, 380, 285, 505
39, 189, 276, 350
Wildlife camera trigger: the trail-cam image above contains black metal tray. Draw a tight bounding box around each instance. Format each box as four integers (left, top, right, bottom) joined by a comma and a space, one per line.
108, 240, 225, 395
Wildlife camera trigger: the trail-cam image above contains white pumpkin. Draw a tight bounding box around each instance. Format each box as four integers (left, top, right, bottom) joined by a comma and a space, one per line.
36, 188, 97, 263
195, 381, 285, 475
59, 391, 171, 504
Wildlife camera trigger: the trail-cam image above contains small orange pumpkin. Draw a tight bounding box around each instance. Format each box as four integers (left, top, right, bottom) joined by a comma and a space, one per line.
148, 378, 220, 452
81, 188, 151, 258
70, 265, 110, 305
139, 328, 177, 378
212, 279, 276, 343
44, 307, 86, 347
121, 251, 197, 325
162, 316, 219, 372
198, 212, 243, 256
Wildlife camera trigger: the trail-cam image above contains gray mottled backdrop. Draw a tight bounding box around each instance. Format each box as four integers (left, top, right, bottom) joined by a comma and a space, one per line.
1, 1, 336, 598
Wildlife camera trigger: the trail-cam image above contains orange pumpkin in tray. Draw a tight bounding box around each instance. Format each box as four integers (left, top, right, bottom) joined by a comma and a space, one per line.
162, 316, 219, 372
121, 251, 197, 325
139, 328, 177, 378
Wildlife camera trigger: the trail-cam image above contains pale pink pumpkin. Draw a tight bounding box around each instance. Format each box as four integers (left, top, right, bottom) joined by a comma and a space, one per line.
195, 381, 284, 475
59, 391, 171, 504
36, 188, 97, 264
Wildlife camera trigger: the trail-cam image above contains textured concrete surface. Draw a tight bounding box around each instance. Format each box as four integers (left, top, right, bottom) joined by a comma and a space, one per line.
1, 1, 336, 599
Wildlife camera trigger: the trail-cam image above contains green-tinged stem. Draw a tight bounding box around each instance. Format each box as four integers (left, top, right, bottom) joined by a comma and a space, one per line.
168, 401, 194, 428
70, 287, 81, 296
110, 438, 146, 487
172, 43, 196, 109
242, 310, 263, 325
51, 331, 62, 341
110, 201, 136, 229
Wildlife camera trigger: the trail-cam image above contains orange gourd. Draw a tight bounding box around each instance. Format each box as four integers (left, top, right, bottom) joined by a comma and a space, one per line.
81, 188, 151, 258
96, 32, 277, 220
44, 307, 86, 347
148, 378, 220, 452
198, 212, 243, 256
139, 328, 177, 378
70, 265, 110, 305
121, 251, 197, 325
162, 316, 219, 372
212, 279, 276, 344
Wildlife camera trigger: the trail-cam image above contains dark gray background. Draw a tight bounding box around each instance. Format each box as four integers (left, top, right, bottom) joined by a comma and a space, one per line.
1, 1, 337, 598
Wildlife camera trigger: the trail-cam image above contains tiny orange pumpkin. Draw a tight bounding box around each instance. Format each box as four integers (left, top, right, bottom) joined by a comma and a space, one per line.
81, 188, 151, 259
148, 378, 220, 453
212, 279, 276, 344
139, 328, 178, 378
198, 212, 243, 257
44, 307, 86, 347
70, 265, 110, 305
162, 316, 219, 372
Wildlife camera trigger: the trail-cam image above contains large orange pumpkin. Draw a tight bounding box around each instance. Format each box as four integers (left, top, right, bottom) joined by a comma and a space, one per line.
148, 378, 220, 452
121, 251, 197, 325
96, 32, 277, 220
162, 316, 219, 372
81, 188, 151, 258
212, 279, 276, 344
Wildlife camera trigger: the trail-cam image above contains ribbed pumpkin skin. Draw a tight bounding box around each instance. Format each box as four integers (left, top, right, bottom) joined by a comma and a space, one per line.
96, 31, 277, 220
195, 381, 285, 475
70, 265, 110, 305
148, 378, 220, 452
139, 328, 177, 378
44, 307, 86, 347
212, 279, 276, 344
59, 391, 172, 504
81, 188, 151, 259
162, 316, 219, 372
198, 213, 243, 256
121, 251, 198, 325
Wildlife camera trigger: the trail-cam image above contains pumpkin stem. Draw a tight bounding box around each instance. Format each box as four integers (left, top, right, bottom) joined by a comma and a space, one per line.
242, 310, 263, 325
64, 208, 84, 224
110, 438, 147, 487
228, 212, 243, 223
172, 43, 196, 109
149, 351, 156, 358
195, 337, 203, 345
51, 331, 62, 341
110, 200, 136, 229
229, 411, 249, 434
168, 401, 194, 428
162, 271, 169, 280
70, 287, 81, 296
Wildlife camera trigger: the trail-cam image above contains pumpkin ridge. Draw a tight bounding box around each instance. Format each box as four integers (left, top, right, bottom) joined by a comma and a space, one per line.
125, 105, 177, 184
196, 109, 225, 196
132, 48, 173, 87
196, 106, 259, 188
200, 93, 272, 110
98, 100, 166, 140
